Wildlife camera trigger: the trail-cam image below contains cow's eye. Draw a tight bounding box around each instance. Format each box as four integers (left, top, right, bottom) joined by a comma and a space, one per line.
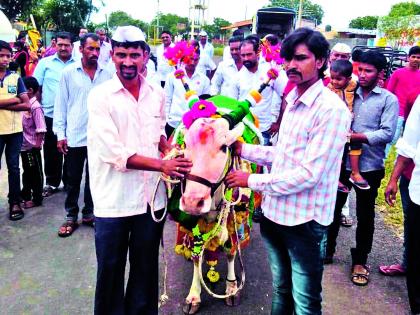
220, 145, 227, 153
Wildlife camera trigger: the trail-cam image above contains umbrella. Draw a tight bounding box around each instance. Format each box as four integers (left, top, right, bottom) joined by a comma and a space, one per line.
0, 10, 15, 43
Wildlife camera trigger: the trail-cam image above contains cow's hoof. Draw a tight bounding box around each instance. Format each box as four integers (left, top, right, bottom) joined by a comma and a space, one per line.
182, 301, 201, 314
225, 291, 241, 307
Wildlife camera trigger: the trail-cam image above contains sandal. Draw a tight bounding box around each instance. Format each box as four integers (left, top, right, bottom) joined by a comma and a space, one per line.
338, 181, 350, 193
22, 200, 42, 209
351, 264, 370, 286
340, 214, 353, 227
379, 264, 405, 276
42, 185, 59, 197
82, 217, 95, 227
349, 176, 370, 190
9, 204, 24, 221
58, 221, 79, 237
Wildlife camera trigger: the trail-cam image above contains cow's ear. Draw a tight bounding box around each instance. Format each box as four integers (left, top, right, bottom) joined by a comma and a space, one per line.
224, 122, 244, 146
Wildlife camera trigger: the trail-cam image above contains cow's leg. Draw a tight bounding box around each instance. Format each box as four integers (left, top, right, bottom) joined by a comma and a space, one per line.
183, 261, 202, 314
225, 252, 241, 306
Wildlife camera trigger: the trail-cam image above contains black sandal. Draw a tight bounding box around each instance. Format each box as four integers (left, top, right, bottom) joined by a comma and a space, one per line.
9, 204, 24, 221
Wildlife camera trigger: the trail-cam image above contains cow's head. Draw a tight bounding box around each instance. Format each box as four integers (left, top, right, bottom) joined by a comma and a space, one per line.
180, 117, 243, 215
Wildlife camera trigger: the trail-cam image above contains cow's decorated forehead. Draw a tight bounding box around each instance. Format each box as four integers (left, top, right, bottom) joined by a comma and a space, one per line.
188, 118, 217, 146
182, 100, 218, 129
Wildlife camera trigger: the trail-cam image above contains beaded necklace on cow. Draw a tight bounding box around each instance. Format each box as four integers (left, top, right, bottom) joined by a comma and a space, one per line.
195, 155, 247, 299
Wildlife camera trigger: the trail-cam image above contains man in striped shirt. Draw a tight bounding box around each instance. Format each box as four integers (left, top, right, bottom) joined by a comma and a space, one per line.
53, 33, 112, 237
226, 28, 351, 314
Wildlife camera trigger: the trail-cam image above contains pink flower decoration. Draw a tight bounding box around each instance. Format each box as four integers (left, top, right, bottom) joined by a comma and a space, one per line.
164, 41, 196, 67
182, 100, 217, 129
174, 69, 185, 79
267, 68, 279, 80
261, 39, 284, 65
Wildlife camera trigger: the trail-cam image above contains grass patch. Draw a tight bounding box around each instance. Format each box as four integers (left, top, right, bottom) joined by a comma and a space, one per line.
376, 146, 404, 237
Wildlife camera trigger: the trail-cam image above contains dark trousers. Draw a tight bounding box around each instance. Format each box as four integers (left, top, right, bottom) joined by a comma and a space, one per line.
21, 148, 43, 205
407, 199, 420, 313
326, 169, 384, 265
65, 147, 93, 221
0, 132, 23, 205
165, 123, 175, 139
94, 209, 165, 315
260, 217, 327, 315
44, 116, 66, 188
399, 175, 410, 270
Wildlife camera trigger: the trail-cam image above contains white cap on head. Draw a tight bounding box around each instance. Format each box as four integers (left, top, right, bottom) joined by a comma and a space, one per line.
199, 30, 208, 37
332, 43, 351, 54
112, 26, 145, 42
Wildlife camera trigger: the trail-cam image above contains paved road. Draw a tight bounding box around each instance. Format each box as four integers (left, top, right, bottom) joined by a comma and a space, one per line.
0, 160, 411, 315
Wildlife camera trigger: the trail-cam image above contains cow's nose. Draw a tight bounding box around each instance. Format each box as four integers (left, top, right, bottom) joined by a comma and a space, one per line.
181, 196, 206, 213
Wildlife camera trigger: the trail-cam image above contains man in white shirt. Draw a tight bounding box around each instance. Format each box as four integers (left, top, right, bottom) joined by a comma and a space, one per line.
385, 95, 420, 314
95, 28, 112, 68
222, 29, 244, 62
230, 37, 288, 145
199, 30, 214, 59
87, 26, 192, 315
211, 36, 243, 97
54, 33, 113, 237
71, 28, 88, 61
164, 48, 211, 137
156, 30, 175, 87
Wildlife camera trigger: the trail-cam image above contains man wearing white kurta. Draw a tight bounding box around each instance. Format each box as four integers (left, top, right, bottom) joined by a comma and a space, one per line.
228, 39, 288, 145
164, 52, 210, 137
88, 26, 192, 315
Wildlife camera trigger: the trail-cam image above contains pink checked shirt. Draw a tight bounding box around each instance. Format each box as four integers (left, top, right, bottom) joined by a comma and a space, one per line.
242, 79, 351, 226
87, 74, 167, 218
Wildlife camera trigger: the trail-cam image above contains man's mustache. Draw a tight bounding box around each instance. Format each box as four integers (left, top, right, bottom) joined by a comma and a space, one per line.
121, 65, 137, 71
286, 69, 303, 79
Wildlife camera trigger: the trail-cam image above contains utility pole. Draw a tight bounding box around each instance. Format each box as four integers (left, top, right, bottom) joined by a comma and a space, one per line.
297, 0, 303, 28
156, 0, 160, 43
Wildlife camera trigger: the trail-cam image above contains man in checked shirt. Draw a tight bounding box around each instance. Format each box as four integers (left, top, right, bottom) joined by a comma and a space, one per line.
226, 28, 351, 315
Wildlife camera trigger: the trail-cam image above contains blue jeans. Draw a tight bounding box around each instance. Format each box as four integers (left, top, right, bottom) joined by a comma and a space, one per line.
94, 209, 165, 315
400, 175, 410, 270
260, 216, 327, 315
262, 130, 272, 146
0, 132, 23, 205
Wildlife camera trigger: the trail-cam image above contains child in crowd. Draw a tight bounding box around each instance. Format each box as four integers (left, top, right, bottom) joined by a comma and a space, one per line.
20, 76, 46, 208
0, 40, 30, 221
328, 59, 370, 190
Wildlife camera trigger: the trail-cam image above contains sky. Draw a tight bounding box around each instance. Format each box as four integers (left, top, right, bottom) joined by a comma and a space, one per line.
92, 0, 403, 29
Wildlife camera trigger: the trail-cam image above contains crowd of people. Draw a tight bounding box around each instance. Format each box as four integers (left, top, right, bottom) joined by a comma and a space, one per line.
0, 23, 419, 314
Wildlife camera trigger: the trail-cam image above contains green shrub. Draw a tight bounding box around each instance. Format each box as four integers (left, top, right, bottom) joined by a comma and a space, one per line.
214, 47, 224, 57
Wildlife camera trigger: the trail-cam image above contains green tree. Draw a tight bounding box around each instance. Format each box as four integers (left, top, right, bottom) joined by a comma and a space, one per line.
202, 17, 231, 39
31, 0, 99, 35
0, 0, 34, 21
349, 16, 379, 29
388, 1, 420, 18
151, 13, 189, 36
108, 11, 149, 31
268, 0, 324, 25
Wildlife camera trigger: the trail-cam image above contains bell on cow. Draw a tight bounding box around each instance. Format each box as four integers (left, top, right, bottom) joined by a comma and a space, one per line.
207, 266, 220, 283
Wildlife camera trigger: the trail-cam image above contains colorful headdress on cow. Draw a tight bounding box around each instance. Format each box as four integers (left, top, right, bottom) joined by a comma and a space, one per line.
166, 40, 281, 133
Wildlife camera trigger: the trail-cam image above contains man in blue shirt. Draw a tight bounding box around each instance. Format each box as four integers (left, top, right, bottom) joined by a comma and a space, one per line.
54, 33, 112, 237
325, 51, 399, 286
33, 32, 75, 196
